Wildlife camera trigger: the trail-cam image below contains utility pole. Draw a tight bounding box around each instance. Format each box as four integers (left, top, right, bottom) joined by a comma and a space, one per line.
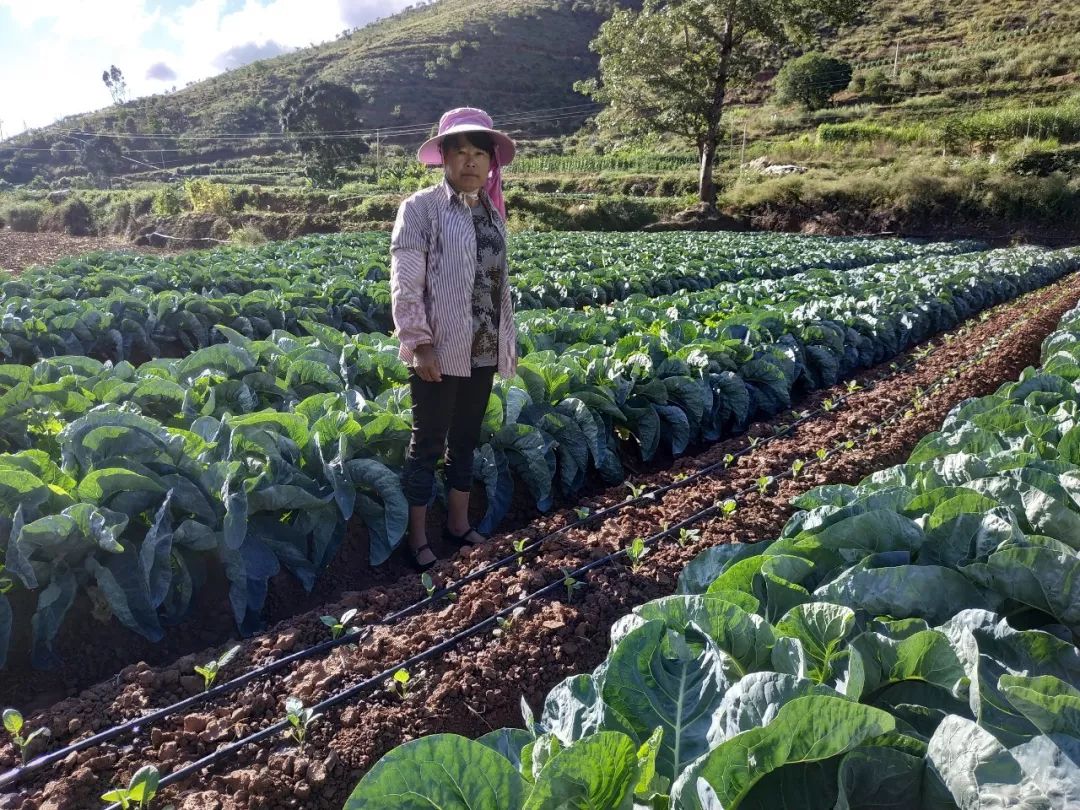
375, 128, 381, 178
740, 119, 748, 173
892, 42, 900, 77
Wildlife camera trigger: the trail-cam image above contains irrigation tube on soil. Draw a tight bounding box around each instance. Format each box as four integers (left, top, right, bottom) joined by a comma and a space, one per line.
0, 341, 910, 789
94, 284, 1073, 808
2, 280, 1066, 795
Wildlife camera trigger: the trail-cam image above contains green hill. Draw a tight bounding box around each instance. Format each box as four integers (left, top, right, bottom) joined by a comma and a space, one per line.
3, 0, 1079, 183
1, 0, 624, 184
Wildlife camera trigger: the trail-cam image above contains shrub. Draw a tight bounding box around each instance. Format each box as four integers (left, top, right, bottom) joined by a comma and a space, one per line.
356, 196, 400, 221
897, 68, 925, 94
862, 69, 893, 102
41, 198, 94, 235
184, 178, 233, 216
569, 198, 659, 231
152, 185, 184, 217
4, 203, 44, 232
231, 224, 269, 247
657, 174, 696, 197
774, 52, 852, 110
104, 200, 134, 235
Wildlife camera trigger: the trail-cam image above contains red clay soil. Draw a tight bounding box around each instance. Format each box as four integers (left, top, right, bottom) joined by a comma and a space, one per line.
2, 273, 1079, 810
0, 229, 168, 274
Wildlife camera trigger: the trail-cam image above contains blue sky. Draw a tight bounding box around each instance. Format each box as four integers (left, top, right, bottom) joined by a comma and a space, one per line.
0, 0, 416, 138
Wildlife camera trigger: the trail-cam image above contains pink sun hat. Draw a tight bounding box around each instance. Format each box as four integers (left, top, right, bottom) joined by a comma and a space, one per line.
416, 107, 517, 166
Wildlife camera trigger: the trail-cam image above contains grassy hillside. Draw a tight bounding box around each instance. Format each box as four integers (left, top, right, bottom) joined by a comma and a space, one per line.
0, 0, 622, 183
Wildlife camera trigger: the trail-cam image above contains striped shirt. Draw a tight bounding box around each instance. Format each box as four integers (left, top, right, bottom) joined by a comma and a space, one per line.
390, 178, 517, 378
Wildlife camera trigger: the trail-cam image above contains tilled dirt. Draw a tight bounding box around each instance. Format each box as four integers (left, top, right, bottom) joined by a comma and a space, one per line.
0, 229, 165, 274
3, 273, 1079, 810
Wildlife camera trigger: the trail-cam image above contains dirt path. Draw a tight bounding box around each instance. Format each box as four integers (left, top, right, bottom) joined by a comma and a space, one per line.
2, 272, 1079, 810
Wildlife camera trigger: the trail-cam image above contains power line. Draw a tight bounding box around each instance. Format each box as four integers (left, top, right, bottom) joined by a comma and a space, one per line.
36, 103, 604, 144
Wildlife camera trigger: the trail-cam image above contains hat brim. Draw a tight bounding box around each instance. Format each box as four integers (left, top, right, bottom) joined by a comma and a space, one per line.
417, 123, 516, 167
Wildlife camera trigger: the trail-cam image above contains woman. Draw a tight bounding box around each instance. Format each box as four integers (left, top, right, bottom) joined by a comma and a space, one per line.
389, 107, 518, 570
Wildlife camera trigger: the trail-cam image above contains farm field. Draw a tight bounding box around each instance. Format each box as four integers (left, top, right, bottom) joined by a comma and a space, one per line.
0, 231, 1078, 808
351, 289, 1080, 810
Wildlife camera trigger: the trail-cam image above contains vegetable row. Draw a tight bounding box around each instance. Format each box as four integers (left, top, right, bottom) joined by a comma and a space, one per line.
0, 233, 974, 364
345, 300, 1080, 810
0, 247, 1074, 669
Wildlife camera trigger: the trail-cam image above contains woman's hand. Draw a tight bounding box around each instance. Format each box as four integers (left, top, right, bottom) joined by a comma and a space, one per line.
413, 345, 442, 382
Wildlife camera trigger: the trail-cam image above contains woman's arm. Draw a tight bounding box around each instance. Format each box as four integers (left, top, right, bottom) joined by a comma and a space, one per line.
390, 198, 435, 351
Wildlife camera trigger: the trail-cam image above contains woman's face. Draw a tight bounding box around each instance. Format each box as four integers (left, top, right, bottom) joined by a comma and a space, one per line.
442, 136, 491, 195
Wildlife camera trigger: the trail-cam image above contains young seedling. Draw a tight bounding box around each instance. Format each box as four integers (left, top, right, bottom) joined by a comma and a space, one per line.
723, 453, 736, 466
512, 538, 528, 568
560, 568, 585, 603
676, 527, 700, 547
791, 458, 806, 479
845, 379, 862, 393
284, 696, 320, 749
625, 481, 648, 500
319, 609, 359, 641
869, 426, 880, 436
389, 669, 411, 700
573, 506, 591, 520
421, 572, 436, 599
772, 422, 789, 437
194, 644, 241, 692
748, 435, 761, 449
494, 606, 527, 638
625, 536, 649, 572
718, 499, 737, 517
3, 708, 47, 764
913, 387, 927, 412
822, 398, 836, 412
816, 448, 828, 461
100, 764, 160, 809
672, 472, 689, 482
756, 475, 773, 496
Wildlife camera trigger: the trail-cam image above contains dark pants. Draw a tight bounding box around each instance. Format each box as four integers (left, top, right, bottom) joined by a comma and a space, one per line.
401, 366, 496, 506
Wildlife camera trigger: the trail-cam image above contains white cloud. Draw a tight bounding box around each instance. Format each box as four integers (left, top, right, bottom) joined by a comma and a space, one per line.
2, 0, 160, 41
338, 0, 403, 29
0, 0, 417, 137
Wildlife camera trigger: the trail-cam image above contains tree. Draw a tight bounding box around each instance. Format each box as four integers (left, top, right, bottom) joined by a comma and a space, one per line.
862, 68, 893, 102
576, 0, 864, 207
279, 81, 370, 187
78, 135, 124, 188
774, 52, 852, 110
102, 65, 128, 105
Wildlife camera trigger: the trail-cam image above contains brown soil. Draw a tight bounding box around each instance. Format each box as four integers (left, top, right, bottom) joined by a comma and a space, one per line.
0, 229, 167, 274
2, 273, 1079, 810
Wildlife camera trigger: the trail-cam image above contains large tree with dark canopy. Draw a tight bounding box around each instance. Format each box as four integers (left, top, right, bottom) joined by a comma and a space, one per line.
576, 0, 864, 207
279, 81, 370, 187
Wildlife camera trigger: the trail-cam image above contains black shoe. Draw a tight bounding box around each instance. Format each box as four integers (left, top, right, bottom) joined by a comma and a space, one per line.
409, 543, 437, 572
442, 525, 486, 547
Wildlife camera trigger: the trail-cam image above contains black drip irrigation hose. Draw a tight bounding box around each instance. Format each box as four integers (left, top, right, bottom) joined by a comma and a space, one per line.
98, 282, 1075, 807
0, 335, 922, 790
1, 277, 1070, 795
